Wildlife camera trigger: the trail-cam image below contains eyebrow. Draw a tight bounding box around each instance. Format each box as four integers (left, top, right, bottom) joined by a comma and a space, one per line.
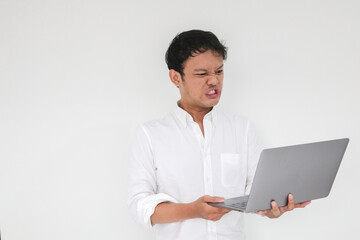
194, 64, 224, 72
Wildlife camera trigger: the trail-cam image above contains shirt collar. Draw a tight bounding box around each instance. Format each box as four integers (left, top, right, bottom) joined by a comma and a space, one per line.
173, 101, 217, 128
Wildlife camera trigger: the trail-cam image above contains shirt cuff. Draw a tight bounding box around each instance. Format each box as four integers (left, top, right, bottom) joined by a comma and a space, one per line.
137, 193, 179, 228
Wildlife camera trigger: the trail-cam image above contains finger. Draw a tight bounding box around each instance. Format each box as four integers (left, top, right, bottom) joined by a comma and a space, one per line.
294, 201, 311, 208
257, 211, 265, 216
212, 205, 231, 214
215, 206, 230, 212
295, 200, 311, 208
220, 208, 231, 213
210, 210, 230, 221
271, 201, 281, 216
212, 214, 224, 221
216, 210, 231, 217
287, 194, 295, 211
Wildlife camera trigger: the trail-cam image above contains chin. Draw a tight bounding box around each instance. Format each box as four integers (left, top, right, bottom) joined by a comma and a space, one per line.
204, 99, 220, 108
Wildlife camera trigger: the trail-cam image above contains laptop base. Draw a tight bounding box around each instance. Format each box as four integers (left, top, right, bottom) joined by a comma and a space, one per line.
208, 196, 249, 212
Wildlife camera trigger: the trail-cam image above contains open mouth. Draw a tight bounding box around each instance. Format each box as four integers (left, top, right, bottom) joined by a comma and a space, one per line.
205, 89, 219, 98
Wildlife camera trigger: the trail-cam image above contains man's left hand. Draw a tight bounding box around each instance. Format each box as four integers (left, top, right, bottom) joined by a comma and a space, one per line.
256, 194, 311, 219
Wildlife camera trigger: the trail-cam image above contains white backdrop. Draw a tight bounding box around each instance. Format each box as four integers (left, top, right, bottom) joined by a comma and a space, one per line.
1, 0, 359, 239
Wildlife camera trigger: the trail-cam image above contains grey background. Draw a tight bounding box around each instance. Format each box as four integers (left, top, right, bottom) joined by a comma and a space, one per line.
0, 0, 359, 239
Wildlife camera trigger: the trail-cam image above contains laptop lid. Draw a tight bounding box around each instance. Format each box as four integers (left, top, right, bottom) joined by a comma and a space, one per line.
245, 138, 349, 213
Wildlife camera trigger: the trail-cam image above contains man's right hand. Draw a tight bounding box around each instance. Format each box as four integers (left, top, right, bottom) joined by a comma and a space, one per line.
192, 195, 231, 221
151, 195, 231, 225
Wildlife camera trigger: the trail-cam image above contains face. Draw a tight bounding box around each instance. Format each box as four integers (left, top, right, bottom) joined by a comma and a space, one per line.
170, 50, 224, 111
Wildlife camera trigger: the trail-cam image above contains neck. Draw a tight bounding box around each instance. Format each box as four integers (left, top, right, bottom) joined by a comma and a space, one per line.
178, 100, 212, 124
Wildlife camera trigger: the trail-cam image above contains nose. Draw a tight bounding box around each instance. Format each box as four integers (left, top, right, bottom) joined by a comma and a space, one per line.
207, 72, 219, 86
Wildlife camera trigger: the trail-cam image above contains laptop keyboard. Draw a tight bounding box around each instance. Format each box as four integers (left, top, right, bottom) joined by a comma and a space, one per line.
228, 201, 247, 209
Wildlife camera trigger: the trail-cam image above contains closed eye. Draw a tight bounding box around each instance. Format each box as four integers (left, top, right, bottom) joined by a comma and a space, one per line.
195, 73, 207, 76
194, 69, 223, 76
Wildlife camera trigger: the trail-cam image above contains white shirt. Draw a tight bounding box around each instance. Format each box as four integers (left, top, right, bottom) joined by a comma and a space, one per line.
128, 105, 262, 240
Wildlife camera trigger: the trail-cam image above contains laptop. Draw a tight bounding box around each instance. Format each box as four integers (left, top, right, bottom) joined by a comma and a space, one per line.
208, 138, 349, 213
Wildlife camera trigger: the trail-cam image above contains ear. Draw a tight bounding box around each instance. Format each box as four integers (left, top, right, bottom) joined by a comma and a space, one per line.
169, 69, 181, 88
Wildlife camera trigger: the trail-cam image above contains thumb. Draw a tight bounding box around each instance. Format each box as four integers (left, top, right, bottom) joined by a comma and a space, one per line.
204, 195, 225, 203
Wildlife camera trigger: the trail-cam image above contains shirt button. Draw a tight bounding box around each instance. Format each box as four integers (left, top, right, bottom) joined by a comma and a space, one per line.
206, 177, 210, 183
210, 226, 214, 232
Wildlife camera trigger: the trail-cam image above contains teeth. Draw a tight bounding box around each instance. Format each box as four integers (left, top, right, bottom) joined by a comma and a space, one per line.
208, 90, 216, 94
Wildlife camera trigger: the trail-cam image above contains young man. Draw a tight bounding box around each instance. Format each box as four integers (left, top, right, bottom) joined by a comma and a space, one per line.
128, 30, 310, 240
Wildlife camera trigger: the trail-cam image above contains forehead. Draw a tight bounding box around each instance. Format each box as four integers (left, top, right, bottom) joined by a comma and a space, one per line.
183, 50, 223, 71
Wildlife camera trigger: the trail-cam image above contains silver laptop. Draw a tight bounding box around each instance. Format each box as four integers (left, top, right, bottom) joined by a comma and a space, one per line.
209, 138, 349, 213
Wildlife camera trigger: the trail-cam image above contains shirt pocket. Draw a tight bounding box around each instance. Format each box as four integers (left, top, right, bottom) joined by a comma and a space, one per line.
221, 153, 243, 187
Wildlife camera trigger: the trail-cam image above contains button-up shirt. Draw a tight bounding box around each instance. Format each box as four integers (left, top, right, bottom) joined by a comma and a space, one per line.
128, 105, 262, 240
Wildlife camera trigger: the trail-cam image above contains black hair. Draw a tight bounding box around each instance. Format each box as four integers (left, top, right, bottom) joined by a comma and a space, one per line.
165, 30, 227, 76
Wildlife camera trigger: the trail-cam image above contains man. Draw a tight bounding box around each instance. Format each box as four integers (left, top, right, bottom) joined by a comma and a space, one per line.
128, 30, 310, 240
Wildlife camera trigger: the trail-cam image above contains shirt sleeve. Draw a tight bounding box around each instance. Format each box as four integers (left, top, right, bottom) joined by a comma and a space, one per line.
245, 120, 263, 195
127, 125, 178, 229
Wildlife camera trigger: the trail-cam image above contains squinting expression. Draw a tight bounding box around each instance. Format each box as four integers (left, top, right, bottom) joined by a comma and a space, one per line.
179, 50, 224, 110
